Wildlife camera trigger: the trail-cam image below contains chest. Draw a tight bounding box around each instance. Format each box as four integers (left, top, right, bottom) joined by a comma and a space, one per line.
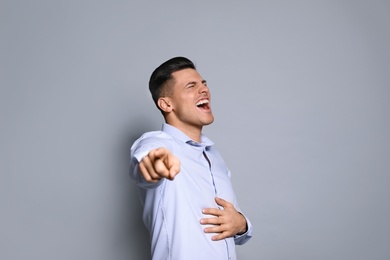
164, 144, 235, 207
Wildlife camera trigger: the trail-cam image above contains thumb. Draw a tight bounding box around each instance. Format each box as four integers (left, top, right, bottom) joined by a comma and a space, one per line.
167, 155, 181, 180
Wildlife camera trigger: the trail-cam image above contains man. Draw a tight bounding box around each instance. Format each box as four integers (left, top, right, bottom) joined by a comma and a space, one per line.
129, 57, 252, 259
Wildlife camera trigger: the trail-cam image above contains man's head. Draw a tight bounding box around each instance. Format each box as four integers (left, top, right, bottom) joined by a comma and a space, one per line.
149, 57, 214, 136
149, 57, 196, 112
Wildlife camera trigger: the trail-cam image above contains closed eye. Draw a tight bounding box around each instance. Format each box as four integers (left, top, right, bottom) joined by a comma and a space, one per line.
185, 81, 196, 88
185, 80, 207, 89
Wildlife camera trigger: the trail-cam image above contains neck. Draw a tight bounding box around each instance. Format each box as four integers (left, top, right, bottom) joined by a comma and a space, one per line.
165, 120, 202, 143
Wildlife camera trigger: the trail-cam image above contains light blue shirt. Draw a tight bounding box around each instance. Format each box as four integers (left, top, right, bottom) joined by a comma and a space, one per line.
130, 123, 252, 260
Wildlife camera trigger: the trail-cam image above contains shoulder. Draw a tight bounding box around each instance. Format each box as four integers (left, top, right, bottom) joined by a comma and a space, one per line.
135, 130, 173, 143
131, 131, 174, 152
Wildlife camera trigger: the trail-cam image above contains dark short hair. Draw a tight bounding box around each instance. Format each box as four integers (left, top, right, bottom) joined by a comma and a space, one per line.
149, 57, 196, 111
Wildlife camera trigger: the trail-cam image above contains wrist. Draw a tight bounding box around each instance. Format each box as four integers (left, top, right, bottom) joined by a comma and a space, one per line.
237, 213, 248, 235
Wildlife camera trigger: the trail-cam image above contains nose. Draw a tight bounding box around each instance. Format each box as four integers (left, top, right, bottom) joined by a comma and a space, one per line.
198, 83, 209, 94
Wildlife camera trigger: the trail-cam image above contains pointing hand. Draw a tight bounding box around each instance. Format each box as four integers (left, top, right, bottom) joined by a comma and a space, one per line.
139, 147, 181, 182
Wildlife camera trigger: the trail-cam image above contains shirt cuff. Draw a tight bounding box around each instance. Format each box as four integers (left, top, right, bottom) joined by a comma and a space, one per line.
134, 150, 149, 162
234, 214, 253, 245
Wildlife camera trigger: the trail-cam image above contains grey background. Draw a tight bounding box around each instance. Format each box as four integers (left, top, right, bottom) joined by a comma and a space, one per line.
1, 0, 389, 259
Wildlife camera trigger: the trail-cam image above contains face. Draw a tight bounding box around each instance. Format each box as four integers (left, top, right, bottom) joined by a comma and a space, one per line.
160, 68, 214, 132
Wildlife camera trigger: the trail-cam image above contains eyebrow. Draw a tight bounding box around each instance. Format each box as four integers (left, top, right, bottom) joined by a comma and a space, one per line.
185, 80, 207, 87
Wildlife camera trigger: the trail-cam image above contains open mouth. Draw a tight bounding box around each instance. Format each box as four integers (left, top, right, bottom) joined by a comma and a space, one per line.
196, 99, 210, 110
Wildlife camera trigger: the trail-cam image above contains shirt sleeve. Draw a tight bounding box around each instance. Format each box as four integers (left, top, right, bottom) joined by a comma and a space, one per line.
129, 135, 167, 189
234, 213, 253, 245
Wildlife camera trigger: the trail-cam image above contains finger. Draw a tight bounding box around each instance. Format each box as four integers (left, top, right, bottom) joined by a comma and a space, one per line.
203, 225, 233, 241
144, 155, 164, 180
151, 147, 170, 160
203, 225, 223, 234
154, 159, 171, 179
168, 156, 181, 179
151, 148, 180, 180
200, 217, 221, 225
211, 231, 231, 241
139, 158, 160, 182
202, 208, 223, 217
215, 197, 232, 209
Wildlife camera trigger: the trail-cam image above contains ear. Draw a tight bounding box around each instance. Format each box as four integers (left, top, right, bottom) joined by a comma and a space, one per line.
158, 97, 173, 113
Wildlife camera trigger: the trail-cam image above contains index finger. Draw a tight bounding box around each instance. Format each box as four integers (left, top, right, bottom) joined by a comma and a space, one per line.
150, 148, 181, 180
202, 207, 223, 217
215, 197, 233, 209
150, 147, 171, 160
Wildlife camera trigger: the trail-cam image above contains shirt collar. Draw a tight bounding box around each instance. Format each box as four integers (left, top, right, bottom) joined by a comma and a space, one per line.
162, 123, 214, 148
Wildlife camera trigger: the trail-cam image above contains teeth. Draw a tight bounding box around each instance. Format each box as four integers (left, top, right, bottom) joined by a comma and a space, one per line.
196, 99, 209, 106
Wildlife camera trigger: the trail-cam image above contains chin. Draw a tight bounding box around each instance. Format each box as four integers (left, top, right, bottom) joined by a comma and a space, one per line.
203, 117, 214, 126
